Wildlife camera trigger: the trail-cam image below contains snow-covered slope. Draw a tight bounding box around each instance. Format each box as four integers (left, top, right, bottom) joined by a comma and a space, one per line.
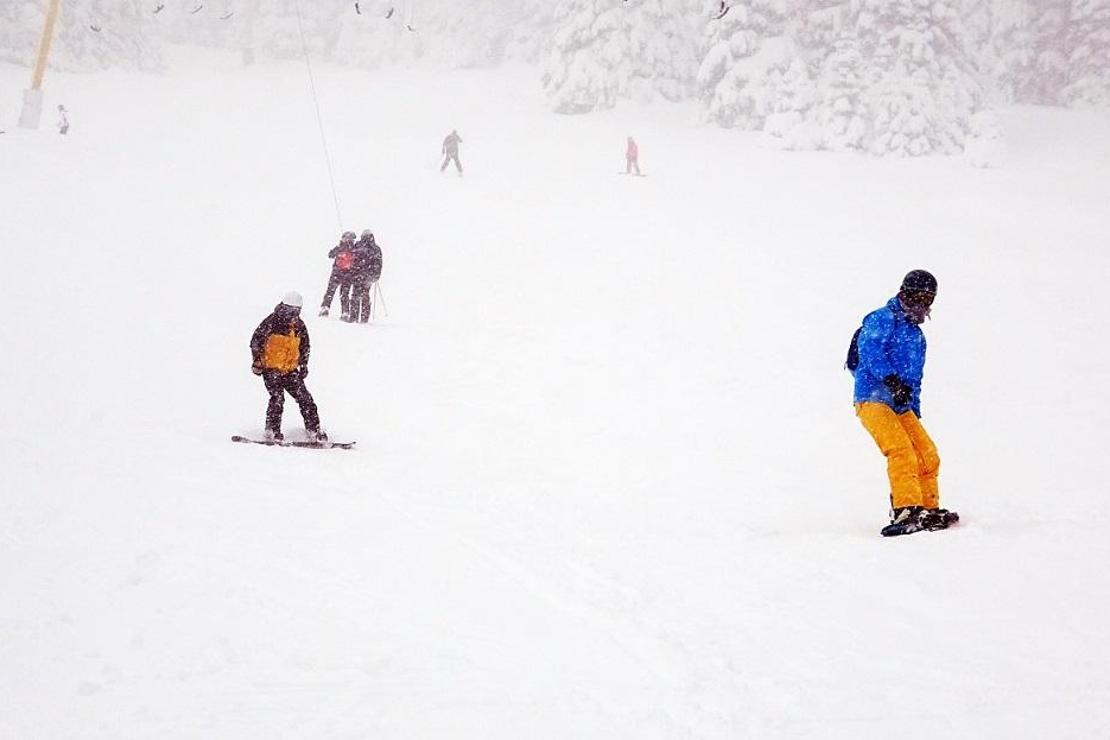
2, 49, 1110, 737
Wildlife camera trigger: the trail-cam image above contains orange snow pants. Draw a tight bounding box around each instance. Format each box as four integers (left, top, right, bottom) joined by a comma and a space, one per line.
856, 402, 940, 510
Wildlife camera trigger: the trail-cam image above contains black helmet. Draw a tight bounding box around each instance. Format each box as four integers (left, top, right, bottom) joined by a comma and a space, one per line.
341, 230, 356, 242
900, 269, 937, 295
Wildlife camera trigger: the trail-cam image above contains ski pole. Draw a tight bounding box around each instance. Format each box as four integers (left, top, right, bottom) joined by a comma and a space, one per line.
374, 281, 389, 318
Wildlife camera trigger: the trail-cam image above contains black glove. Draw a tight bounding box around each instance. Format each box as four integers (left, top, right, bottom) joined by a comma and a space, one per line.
298, 366, 309, 379
884, 374, 912, 406
251, 360, 263, 376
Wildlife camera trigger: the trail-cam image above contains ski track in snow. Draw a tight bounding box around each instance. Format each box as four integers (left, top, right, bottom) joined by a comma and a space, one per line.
3, 50, 1110, 737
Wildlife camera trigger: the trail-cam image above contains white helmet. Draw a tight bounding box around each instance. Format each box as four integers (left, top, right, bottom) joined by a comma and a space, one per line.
281, 291, 303, 308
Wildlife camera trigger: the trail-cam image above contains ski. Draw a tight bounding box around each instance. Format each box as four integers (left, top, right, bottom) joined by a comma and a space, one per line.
231, 435, 355, 450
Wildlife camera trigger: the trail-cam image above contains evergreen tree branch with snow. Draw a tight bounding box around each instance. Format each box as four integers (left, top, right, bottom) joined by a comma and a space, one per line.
542, 0, 699, 114
1, 0, 161, 71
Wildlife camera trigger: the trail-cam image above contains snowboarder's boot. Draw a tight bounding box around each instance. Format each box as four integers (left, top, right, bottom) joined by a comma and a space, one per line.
319, 306, 329, 317
923, 508, 959, 530
264, 428, 284, 443
881, 506, 926, 537
308, 428, 328, 443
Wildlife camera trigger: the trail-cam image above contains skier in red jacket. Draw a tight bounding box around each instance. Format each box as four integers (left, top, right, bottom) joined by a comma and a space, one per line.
319, 231, 357, 318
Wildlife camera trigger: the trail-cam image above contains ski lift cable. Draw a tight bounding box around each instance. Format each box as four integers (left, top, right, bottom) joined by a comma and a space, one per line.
292, 0, 344, 230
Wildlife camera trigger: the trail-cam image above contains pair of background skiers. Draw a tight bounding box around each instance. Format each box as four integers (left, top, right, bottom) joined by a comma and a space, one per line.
320, 229, 383, 322
848, 269, 959, 537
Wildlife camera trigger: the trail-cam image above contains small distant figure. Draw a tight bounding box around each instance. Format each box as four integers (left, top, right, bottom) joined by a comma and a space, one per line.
625, 136, 641, 175
350, 229, 383, 323
57, 105, 69, 135
319, 231, 357, 319
250, 291, 326, 443
441, 129, 463, 175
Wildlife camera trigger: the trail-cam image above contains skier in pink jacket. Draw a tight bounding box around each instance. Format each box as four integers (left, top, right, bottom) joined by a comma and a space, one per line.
625, 136, 641, 175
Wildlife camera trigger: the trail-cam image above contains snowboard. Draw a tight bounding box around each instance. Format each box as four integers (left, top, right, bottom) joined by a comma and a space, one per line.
231, 435, 355, 450
881, 510, 960, 537
617, 172, 647, 177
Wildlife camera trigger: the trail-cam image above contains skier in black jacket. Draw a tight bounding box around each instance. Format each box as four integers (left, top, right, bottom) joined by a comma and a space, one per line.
250, 291, 326, 442
440, 129, 463, 175
350, 229, 383, 323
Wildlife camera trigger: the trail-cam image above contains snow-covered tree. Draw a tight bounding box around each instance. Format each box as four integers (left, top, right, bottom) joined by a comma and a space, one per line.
242, 0, 553, 70
150, 0, 248, 52
234, 0, 345, 61
541, 0, 626, 113
542, 0, 700, 114
777, 23, 870, 151
1063, 0, 1110, 107
983, 0, 1034, 103
425, 0, 553, 67
848, 0, 985, 155
992, 0, 1110, 109
696, 0, 795, 128
1005, 1, 1071, 104
763, 1, 869, 150
333, 0, 424, 68
332, 0, 551, 70
744, 0, 987, 155
1, 0, 161, 71
0, 2, 39, 68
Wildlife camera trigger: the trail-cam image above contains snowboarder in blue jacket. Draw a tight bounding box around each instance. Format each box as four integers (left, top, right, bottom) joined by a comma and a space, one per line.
851, 270, 957, 536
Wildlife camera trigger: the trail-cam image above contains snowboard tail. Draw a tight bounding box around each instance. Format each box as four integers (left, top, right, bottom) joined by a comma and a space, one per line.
231, 435, 355, 450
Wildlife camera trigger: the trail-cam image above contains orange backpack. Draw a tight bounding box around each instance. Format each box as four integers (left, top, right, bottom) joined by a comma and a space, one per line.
261, 330, 301, 373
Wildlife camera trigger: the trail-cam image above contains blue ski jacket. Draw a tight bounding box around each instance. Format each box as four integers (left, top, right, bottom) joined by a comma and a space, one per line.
852, 297, 927, 416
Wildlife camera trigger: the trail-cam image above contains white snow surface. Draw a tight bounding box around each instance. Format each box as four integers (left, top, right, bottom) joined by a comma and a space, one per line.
3, 49, 1110, 738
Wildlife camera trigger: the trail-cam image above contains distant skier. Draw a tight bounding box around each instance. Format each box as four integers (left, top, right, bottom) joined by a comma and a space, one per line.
848, 270, 956, 536
441, 129, 463, 175
250, 291, 326, 443
350, 229, 383, 323
625, 136, 641, 175
319, 231, 357, 319
57, 105, 69, 135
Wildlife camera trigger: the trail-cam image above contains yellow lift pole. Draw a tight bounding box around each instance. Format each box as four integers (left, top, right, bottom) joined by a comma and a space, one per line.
19, 0, 63, 129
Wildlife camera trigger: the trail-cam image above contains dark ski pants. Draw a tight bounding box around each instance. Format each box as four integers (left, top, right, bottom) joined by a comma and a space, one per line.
441, 152, 462, 173
321, 273, 352, 315
351, 280, 374, 322
263, 370, 319, 433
